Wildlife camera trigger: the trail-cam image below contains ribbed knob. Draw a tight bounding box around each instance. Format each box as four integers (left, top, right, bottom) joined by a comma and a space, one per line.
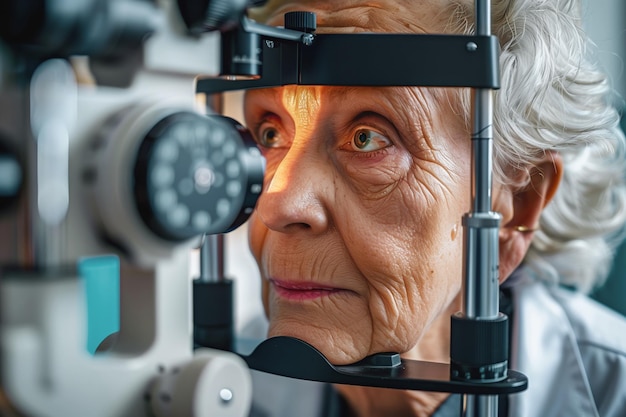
284, 11, 316, 33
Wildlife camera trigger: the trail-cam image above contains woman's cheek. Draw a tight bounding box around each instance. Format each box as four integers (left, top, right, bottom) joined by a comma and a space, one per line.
260, 148, 287, 176
247, 212, 265, 263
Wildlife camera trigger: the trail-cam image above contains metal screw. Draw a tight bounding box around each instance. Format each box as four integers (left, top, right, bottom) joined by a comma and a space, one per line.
302, 34, 314, 46
219, 388, 233, 404
466, 42, 478, 52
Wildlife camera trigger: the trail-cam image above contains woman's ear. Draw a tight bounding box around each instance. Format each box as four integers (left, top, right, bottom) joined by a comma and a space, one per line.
494, 151, 563, 283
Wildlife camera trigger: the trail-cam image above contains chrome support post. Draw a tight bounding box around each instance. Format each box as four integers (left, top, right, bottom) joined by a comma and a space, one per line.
199, 234, 225, 283
459, 1, 502, 416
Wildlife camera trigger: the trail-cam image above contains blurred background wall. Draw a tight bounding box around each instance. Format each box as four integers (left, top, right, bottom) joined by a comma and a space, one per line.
583, 0, 626, 315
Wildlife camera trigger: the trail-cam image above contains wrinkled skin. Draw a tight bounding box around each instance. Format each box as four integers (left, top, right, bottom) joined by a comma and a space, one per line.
246, 83, 470, 366
244, 1, 562, 415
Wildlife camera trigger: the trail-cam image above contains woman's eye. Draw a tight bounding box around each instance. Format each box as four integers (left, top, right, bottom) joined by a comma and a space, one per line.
352, 129, 391, 152
259, 126, 281, 148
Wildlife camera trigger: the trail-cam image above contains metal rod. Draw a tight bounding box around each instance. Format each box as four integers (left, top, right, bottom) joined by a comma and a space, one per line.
463, 0, 500, 416
463, 395, 499, 417
475, 0, 492, 38
462, 213, 500, 319
241, 16, 314, 45
199, 233, 225, 282
471, 90, 494, 214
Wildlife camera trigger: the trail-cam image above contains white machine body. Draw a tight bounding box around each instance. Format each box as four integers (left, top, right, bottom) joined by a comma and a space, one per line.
0, 1, 253, 416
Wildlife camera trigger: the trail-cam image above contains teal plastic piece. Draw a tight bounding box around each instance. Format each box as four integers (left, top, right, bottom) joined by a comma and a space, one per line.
78, 256, 120, 354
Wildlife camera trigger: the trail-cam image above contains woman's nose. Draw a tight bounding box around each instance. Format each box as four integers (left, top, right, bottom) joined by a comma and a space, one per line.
254, 147, 330, 235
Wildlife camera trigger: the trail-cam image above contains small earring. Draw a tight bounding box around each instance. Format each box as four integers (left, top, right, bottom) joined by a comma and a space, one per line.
513, 225, 537, 233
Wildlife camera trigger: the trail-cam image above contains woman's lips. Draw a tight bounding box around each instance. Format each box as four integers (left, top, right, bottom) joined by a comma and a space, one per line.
270, 279, 347, 301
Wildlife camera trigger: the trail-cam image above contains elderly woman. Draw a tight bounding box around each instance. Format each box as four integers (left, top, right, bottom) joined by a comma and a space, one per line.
242, 0, 626, 416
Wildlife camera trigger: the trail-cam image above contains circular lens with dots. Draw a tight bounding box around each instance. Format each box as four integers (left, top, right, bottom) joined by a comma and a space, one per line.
134, 112, 264, 241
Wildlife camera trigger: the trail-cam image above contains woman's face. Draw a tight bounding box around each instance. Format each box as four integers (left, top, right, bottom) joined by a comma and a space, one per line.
244, 85, 471, 364
244, 1, 472, 365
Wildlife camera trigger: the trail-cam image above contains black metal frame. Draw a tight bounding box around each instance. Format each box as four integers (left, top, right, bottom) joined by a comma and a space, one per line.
197, 33, 500, 93
197, 13, 527, 404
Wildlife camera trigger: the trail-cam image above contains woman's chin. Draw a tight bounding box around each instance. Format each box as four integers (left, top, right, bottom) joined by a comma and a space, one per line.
267, 320, 369, 365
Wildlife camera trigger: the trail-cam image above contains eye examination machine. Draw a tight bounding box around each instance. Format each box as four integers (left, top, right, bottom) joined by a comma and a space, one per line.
0, 1, 528, 416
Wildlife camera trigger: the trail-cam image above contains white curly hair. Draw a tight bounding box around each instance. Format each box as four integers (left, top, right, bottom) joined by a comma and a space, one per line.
444, 0, 626, 293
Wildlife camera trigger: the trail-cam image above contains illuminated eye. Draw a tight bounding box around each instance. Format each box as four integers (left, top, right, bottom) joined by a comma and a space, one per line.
352, 129, 390, 152
259, 127, 280, 148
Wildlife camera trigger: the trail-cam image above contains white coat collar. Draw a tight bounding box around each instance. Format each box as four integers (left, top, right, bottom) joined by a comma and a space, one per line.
507, 272, 599, 417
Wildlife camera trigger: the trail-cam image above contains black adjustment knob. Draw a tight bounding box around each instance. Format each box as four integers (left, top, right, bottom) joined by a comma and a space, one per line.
450, 313, 509, 382
178, 0, 244, 33
284, 11, 316, 33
